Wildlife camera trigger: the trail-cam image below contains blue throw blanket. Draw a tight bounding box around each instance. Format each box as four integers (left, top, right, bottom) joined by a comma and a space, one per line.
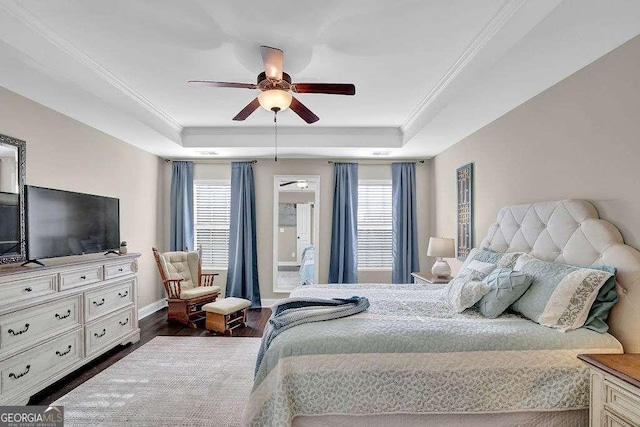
255, 296, 370, 376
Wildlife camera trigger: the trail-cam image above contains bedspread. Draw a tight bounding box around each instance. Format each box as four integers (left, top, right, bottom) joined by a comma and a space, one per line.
243, 283, 622, 426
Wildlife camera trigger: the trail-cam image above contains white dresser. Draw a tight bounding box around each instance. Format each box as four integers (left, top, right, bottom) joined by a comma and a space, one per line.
579, 354, 640, 427
0, 253, 141, 405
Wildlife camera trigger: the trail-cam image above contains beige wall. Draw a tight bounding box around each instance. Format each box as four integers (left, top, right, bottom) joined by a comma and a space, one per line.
432, 34, 640, 274
278, 226, 298, 263
0, 86, 165, 309
167, 160, 431, 301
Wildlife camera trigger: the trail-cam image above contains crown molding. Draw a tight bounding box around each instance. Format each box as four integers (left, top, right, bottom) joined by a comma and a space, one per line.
400, 0, 528, 136
0, 1, 183, 134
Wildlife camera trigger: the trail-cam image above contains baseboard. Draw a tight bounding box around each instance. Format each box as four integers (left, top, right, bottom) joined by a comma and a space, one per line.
260, 298, 280, 308
138, 298, 168, 319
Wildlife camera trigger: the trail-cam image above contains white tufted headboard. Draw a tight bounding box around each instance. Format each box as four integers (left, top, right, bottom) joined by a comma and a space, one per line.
480, 199, 640, 353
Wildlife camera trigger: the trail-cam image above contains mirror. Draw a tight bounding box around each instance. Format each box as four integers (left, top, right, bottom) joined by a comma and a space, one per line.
0, 134, 26, 264
273, 175, 320, 293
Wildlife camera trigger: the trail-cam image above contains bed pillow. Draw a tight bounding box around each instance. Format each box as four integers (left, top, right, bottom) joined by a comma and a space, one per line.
511, 254, 613, 331
462, 247, 523, 269
445, 260, 494, 312
581, 265, 618, 333
476, 268, 534, 319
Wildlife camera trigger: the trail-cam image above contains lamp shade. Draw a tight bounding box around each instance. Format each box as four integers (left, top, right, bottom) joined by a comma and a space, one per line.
258, 89, 292, 111
427, 237, 455, 258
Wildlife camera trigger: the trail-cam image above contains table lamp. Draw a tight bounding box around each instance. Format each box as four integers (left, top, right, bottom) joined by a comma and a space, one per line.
427, 237, 455, 278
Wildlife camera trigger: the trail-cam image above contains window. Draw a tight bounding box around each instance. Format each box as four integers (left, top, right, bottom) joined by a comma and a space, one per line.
194, 180, 231, 270
357, 181, 392, 269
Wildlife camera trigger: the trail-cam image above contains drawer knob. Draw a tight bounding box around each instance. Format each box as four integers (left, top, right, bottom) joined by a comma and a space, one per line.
80, 275, 87, 280
94, 328, 107, 338
93, 298, 106, 307
118, 268, 124, 272
118, 291, 129, 298
119, 318, 129, 326
8, 364, 31, 380
55, 310, 72, 320
24, 287, 32, 292
8, 323, 29, 336
56, 345, 72, 357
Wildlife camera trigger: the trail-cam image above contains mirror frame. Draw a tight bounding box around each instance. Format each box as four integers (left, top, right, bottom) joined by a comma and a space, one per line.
273, 175, 320, 293
0, 134, 26, 265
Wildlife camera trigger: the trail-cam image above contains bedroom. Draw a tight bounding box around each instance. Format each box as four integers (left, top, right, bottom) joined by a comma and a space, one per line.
0, 0, 639, 426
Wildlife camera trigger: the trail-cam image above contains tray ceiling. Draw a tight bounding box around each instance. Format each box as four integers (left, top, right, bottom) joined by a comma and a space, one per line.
0, 0, 639, 159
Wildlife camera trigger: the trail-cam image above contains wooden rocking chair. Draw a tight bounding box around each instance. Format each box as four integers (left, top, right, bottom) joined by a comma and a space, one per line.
152, 247, 221, 328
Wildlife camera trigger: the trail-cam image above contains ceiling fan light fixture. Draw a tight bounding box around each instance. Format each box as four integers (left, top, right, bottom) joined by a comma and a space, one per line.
258, 89, 292, 112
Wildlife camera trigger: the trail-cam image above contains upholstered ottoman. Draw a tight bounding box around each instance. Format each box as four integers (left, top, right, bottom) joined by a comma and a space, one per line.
202, 297, 252, 335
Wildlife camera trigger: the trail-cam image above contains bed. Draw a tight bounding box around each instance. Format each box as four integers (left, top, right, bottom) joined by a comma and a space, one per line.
243, 200, 640, 426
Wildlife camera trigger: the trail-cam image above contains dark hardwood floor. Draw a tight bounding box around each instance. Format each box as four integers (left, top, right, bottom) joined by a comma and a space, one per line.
29, 307, 271, 406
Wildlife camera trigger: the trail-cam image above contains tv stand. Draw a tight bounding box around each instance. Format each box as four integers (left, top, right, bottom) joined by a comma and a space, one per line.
21, 259, 44, 267
104, 250, 121, 256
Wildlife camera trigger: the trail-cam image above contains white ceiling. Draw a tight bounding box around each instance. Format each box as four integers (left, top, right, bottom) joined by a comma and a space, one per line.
0, 0, 639, 159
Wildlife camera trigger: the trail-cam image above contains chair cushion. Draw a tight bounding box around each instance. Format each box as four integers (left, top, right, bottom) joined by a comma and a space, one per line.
180, 286, 220, 300
203, 297, 251, 315
159, 251, 200, 288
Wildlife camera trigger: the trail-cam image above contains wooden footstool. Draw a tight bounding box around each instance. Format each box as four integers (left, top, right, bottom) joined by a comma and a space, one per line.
202, 297, 252, 335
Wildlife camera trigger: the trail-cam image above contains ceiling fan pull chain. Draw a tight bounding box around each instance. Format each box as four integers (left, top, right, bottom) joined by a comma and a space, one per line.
274, 109, 278, 162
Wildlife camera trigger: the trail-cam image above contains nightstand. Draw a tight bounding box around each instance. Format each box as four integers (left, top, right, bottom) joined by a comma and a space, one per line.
578, 353, 640, 426
411, 272, 451, 289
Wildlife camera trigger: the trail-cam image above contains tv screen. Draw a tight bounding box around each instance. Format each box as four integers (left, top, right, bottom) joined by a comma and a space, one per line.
26, 186, 120, 260
0, 192, 19, 255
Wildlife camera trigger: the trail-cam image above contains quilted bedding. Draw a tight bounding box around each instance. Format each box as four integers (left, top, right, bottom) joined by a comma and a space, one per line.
243, 283, 622, 426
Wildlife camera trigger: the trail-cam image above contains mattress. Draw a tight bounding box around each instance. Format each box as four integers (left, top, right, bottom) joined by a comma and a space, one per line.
243, 283, 622, 426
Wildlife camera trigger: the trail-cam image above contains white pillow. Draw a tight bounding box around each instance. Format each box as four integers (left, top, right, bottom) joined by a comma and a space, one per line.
445, 260, 495, 312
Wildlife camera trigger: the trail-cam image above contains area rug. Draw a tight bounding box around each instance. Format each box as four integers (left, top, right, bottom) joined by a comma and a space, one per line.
53, 336, 261, 426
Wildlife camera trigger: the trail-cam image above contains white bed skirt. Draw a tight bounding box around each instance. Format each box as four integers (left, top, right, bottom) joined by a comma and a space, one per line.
292, 409, 588, 427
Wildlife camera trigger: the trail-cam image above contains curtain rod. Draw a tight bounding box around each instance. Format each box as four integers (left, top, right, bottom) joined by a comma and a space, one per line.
327, 160, 425, 165
164, 159, 257, 164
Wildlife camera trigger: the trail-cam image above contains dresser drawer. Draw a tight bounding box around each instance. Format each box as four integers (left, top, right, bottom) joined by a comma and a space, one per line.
59, 265, 103, 290
0, 274, 57, 306
104, 261, 136, 279
604, 410, 634, 427
604, 378, 640, 425
84, 280, 134, 321
0, 296, 82, 354
0, 329, 82, 396
85, 307, 135, 356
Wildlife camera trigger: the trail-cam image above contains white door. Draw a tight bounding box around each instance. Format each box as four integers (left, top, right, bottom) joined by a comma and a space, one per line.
296, 203, 311, 263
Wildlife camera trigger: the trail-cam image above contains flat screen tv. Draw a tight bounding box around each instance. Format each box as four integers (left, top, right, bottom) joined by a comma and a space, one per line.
26, 186, 120, 260
0, 192, 20, 255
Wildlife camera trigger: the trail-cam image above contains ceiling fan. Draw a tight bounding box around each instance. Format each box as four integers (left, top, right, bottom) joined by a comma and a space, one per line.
280, 180, 309, 188
188, 46, 356, 123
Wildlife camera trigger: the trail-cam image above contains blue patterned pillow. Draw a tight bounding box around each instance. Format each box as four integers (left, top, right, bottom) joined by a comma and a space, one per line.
581, 265, 618, 333
477, 268, 533, 319
511, 254, 613, 331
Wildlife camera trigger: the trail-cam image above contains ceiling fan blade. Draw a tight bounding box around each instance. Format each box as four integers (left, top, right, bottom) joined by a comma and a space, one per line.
290, 96, 319, 124
232, 98, 260, 121
279, 181, 299, 187
260, 45, 283, 80
188, 80, 257, 89
292, 83, 356, 96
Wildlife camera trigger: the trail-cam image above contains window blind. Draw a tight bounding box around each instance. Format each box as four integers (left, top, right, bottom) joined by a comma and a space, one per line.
357, 182, 392, 269
194, 181, 231, 269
